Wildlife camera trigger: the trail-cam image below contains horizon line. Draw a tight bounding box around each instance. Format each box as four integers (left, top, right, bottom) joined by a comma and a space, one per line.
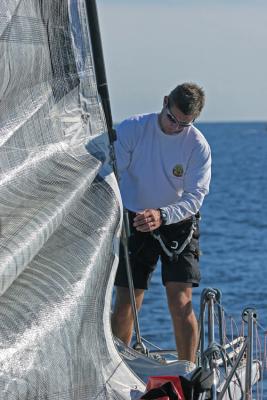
113, 120, 267, 125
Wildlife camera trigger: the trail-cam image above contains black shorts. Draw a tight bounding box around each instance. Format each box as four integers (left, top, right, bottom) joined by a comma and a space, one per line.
115, 212, 201, 290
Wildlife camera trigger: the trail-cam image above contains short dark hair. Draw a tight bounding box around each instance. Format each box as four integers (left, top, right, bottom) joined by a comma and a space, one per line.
168, 82, 205, 118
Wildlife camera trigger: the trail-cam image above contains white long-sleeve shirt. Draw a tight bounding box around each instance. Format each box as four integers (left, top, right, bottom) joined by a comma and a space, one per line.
115, 113, 211, 225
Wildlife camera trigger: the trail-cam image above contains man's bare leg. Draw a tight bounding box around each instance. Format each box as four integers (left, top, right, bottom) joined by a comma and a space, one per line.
111, 286, 145, 345
166, 282, 198, 363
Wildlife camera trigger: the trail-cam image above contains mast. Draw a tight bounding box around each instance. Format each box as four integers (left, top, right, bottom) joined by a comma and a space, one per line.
85, 0, 116, 146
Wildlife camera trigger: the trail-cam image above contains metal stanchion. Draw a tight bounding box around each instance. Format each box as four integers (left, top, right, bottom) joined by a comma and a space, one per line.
242, 307, 257, 400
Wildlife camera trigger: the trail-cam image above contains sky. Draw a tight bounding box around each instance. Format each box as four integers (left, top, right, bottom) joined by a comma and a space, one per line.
97, 0, 267, 123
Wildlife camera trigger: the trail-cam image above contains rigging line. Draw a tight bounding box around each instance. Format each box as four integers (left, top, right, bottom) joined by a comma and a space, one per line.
223, 349, 243, 400
139, 336, 162, 350
202, 296, 259, 369
230, 317, 241, 347
255, 327, 264, 400
264, 335, 267, 370
254, 320, 267, 334
215, 301, 260, 349
216, 300, 260, 330
214, 312, 245, 360
84, 0, 145, 353
252, 319, 267, 373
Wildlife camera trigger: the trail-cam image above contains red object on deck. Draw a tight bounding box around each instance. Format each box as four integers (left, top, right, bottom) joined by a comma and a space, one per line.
140, 375, 185, 400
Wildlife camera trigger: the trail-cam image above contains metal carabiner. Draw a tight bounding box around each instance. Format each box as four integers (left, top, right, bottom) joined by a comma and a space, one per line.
170, 241, 179, 250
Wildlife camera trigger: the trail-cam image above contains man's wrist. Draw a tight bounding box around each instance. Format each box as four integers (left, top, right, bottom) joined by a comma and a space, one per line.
158, 208, 168, 225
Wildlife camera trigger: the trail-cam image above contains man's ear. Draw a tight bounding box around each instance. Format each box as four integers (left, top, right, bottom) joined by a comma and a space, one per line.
163, 96, 168, 107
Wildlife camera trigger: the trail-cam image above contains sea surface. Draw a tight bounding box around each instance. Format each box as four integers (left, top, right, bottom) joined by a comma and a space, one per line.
133, 122, 267, 396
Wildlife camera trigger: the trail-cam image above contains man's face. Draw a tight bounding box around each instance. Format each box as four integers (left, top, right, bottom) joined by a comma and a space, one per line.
159, 96, 194, 134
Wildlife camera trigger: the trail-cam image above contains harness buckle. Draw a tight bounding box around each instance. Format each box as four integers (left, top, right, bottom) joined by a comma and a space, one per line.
170, 241, 179, 250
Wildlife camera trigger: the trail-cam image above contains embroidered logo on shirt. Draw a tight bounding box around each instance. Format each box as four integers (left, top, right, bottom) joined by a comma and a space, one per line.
172, 164, 184, 177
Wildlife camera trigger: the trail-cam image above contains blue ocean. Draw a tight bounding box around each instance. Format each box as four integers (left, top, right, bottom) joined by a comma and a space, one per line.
135, 122, 267, 394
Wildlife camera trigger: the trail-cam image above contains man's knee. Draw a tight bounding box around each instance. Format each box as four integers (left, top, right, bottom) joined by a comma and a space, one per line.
113, 286, 144, 313
112, 287, 145, 345
166, 282, 193, 318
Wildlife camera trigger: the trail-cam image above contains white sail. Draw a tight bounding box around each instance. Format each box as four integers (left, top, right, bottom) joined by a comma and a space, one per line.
0, 0, 144, 398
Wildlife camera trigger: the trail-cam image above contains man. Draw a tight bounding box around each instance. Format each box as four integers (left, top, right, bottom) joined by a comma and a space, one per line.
112, 82, 211, 363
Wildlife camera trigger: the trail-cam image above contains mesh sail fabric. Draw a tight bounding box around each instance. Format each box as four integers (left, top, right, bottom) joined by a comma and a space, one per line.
0, 0, 144, 398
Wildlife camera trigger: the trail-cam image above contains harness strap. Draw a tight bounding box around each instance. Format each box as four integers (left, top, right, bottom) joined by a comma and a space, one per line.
151, 216, 197, 262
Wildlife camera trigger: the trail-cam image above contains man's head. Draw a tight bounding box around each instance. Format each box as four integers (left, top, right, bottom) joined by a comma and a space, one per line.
168, 82, 205, 119
159, 82, 205, 134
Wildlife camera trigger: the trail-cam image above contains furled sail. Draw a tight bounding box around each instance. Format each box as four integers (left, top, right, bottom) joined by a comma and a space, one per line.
0, 0, 144, 398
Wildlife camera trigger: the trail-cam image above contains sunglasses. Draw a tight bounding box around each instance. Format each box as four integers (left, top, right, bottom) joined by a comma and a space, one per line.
165, 104, 193, 128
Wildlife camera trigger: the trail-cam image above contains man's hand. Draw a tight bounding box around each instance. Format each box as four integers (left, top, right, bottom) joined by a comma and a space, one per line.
133, 209, 161, 232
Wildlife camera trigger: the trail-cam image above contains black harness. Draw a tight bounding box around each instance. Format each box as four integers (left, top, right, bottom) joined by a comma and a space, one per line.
151, 215, 198, 262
